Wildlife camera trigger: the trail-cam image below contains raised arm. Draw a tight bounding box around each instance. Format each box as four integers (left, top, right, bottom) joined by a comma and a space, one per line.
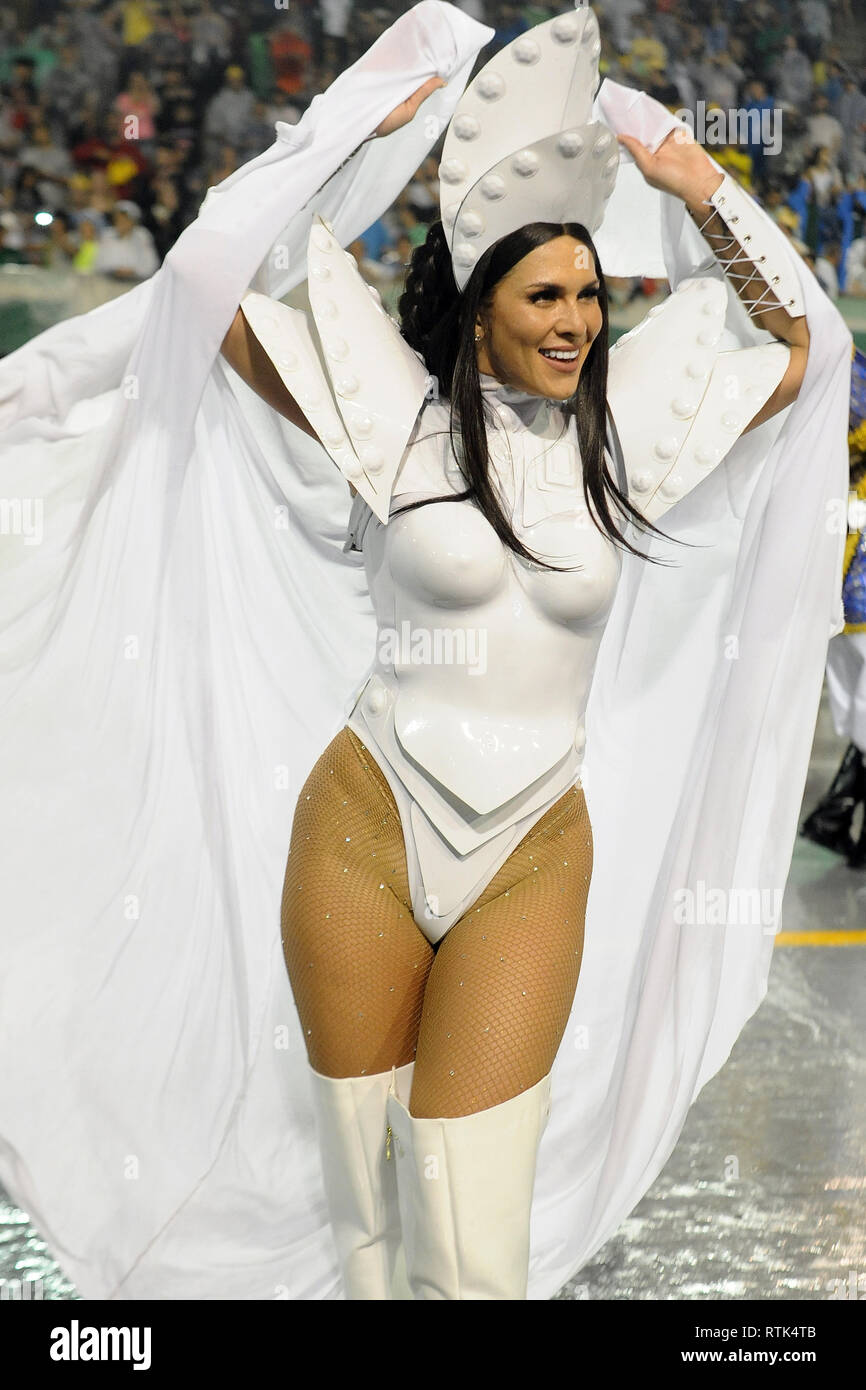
220, 304, 321, 442
618, 129, 809, 432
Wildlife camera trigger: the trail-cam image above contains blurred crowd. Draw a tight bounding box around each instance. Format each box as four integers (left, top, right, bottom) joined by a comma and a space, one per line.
0, 0, 865, 304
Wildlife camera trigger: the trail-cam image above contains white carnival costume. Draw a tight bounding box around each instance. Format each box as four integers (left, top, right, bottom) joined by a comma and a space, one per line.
0, 2, 851, 1300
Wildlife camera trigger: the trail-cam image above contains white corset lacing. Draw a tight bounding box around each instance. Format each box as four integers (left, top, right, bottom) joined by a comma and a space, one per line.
343, 372, 622, 944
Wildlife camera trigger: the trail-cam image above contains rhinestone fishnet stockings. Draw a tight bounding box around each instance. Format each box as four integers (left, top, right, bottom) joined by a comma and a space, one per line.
280, 727, 593, 1117
281, 726, 433, 1079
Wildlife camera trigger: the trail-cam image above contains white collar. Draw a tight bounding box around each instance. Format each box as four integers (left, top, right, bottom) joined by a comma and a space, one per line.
478, 371, 552, 428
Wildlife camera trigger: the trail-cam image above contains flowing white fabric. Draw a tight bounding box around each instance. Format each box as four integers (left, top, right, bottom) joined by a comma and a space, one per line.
0, 4, 851, 1301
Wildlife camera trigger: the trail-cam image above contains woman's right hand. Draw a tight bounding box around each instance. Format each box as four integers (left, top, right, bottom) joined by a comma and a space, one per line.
375, 75, 446, 137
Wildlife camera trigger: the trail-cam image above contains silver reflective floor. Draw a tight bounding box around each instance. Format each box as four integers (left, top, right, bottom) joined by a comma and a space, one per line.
2, 689, 864, 1301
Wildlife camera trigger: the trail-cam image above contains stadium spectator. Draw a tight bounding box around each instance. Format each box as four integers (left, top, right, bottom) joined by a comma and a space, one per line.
40, 45, 90, 130
93, 198, 158, 279
71, 210, 106, 273
774, 35, 814, 109
17, 122, 73, 209
203, 64, 256, 160
807, 93, 845, 165
114, 71, 161, 154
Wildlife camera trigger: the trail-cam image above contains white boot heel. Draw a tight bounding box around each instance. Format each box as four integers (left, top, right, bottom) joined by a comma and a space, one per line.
309, 1060, 414, 1300
385, 1072, 553, 1300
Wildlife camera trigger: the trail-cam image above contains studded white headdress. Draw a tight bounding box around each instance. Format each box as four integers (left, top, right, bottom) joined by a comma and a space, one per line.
439, 4, 619, 291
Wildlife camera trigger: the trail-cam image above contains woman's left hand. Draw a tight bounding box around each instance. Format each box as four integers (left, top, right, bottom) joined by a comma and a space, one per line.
616, 128, 724, 210
375, 76, 446, 137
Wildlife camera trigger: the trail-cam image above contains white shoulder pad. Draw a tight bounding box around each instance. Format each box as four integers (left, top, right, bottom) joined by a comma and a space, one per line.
607, 278, 789, 523
306, 216, 431, 521
239, 289, 366, 477
239, 215, 431, 524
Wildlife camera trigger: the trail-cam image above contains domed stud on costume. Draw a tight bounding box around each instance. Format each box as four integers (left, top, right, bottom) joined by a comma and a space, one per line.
453, 114, 481, 141
511, 149, 540, 178
686, 357, 712, 380
721, 412, 743, 432
277, 352, 298, 370
653, 437, 679, 461
592, 131, 613, 157
458, 210, 485, 238
365, 679, 387, 716
512, 36, 541, 63
439, 157, 467, 184
659, 474, 684, 499
698, 328, 722, 347
671, 395, 700, 419
631, 471, 653, 493
322, 426, 347, 448
454, 242, 478, 270
552, 14, 581, 43
480, 174, 507, 201
311, 265, 331, 281
311, 225, 335, 253
336, 374, 360, 397
557, 131, 585, 159
341, 454, 365, 482
360, 445, 385, 475
442, 202, 460, 227
323, 336, 350, 362
348, 413, 375, 440
477, 72, 505, 100
318, 297, 338, 320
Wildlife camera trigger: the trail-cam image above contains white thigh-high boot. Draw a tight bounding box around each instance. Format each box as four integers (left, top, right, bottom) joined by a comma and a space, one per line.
385, 1070, 553, 1300
309, 1060, 415, 1300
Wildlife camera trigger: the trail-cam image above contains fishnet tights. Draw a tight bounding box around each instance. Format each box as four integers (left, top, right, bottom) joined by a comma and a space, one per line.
280, 726, 593, 1118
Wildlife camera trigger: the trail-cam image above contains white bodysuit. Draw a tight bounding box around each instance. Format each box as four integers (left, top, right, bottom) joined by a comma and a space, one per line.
343, 373, 624, 944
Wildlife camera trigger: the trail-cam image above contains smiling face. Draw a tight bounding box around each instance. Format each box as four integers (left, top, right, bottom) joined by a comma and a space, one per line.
474, 236, 604, 401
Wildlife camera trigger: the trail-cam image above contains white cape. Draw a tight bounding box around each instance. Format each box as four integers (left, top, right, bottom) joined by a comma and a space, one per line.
0, 2, 852, 1300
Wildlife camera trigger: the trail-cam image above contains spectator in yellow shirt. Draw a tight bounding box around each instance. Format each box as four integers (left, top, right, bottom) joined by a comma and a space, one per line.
108, 0, 157, 49
628, 16, 667, 78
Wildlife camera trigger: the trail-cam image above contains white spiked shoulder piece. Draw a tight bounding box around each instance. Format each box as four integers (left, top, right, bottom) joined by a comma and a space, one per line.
239, 215, 430, 523
608, 277, 790, 521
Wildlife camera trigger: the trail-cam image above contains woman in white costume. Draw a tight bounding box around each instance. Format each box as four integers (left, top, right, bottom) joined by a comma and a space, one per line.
0, 4, 852, 1301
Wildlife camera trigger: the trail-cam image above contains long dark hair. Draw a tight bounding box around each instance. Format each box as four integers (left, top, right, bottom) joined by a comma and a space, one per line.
396, 219, 682, 569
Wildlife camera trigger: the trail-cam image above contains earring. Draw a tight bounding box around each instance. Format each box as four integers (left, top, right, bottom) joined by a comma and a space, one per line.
475, 330, 482, 342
